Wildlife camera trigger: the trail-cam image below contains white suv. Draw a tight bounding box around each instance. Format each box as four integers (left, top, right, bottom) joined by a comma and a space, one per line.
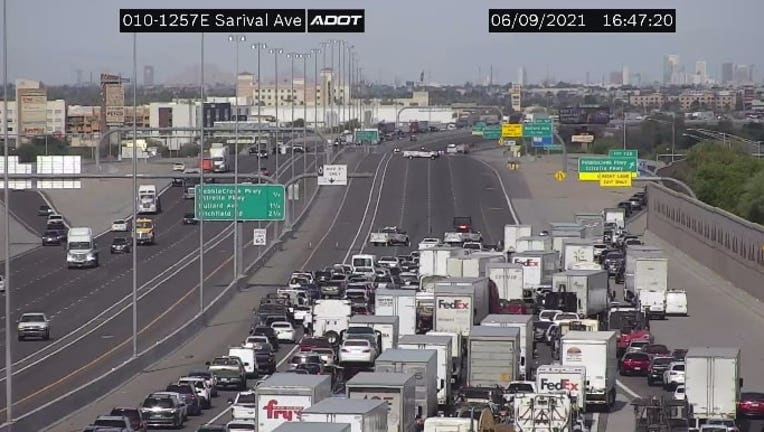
178, 376, 212, 409
663, 361, 685, 390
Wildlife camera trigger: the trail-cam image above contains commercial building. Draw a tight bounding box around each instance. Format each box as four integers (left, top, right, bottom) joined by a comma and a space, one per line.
694, 61, 708, 85
676, 91, 736, 111
235, 69, 348, 108
722, 63, 735, 84
148, 100, 200, 150
663, 55, 680, 84
629, 93, 667, 109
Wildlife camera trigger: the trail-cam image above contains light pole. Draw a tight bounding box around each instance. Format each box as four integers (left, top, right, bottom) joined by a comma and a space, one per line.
330, 39, 341, 133
300, 53, 311, 215
3, 0, 12, 423
130, 33, 139, 360
646, 114, 677, 163
320, 42, 329, 132
346, 45, 354, 130
286, 52, 301, 229
228, 34, 245, 279
311, 48, 320, 135
198, 33, 206, 315
270, 48, 283, 183
251, 42, 267, 260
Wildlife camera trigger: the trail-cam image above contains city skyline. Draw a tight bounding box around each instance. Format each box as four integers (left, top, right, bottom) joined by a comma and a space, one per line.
1, 0, 762, 86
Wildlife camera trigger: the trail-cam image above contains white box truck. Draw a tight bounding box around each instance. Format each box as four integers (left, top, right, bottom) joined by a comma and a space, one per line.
433, 280, 490, 337
516, 236, 552, 253
313, 299, 352, 345
349, 315, 400, 352
427, 330, 463, 385
535, 364, 587, 412
398, 335, 453, 409
575, 213, 605, 239
467, 326, 520, 388
301, 398, 388, 432
462, 252, 505, 278
511, 251, 559, 289
562, 239, 596, 270
419, 247, 465, 277
513, 393, 574, 432
553, 235, 583, 257
503, 224, 532, 254
374, 350, 439, 418
560, 331, 617, 410
485, 263, 525, 301
376, 289, 417, 336
480, 314, 534, 380
446, 257, 467, 278
634, 257, 668, 292
256, 373, 332, 432
346, 372, 417, 432
274, 423, 351, 432
137, 184, 161, 214
685, 347, 742, 427
603, 208, 626, 230
550, 270, 609, 318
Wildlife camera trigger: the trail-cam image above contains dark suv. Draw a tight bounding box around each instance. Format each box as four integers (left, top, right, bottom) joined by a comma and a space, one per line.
140, 395, 184, 429
647, 356, 674, 386
41, 229, 66, 246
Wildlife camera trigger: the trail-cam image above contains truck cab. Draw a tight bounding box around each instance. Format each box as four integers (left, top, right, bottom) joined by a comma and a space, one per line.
351, 254, 377, 275
66, 227, 98, 268
137, 184, 161, 214
135, 218, 156, 245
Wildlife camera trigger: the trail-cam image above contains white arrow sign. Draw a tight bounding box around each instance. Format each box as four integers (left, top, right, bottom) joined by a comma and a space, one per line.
318, 164, 348, 186
253, 228, 267, 246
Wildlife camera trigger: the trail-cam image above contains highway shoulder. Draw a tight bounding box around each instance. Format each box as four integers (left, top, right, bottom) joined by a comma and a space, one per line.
0, 201, 43, 261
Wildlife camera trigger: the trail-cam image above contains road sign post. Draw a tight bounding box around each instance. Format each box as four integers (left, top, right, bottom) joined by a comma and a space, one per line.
523, 119, 553, 138
318, 164, 348, 185
599, 172, 633, 187
483, 125, 501, 140
195, 184, 285, 221
578, 157, 638, 181
501, 123, 523, 138
253, 228, 267, 246
609, 149, 638, 159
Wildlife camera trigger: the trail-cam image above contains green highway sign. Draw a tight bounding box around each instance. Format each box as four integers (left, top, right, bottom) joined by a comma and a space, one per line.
354, 129, 380, 144
195, 184, 285, 221
578, 157, 638, 173
609, 149, 638, 159
544, 144, 563, 151
483, 125, 501, 140
523, 119, 553, 138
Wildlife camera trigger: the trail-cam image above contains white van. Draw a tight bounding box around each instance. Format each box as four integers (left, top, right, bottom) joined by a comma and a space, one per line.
350, 254, 377, 274
665, 290, 688, 316
227, 346, 258, 378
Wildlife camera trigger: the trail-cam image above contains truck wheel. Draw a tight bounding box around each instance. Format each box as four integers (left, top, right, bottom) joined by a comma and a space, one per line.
408, 156, 413, 160
326, 331, 340, 346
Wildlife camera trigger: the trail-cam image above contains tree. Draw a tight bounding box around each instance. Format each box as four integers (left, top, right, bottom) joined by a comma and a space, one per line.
737, 170, 764, 224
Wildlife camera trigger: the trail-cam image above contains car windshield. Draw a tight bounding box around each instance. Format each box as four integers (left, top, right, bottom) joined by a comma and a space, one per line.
69, 241, 91, 249
212, 358, 240, 366
236, 394, 256, 404
291, 355, 320, 364
94, 419, 127, 427
143, 397, 173, 408
20, 315, 44, 322
652, 357, 673, 366
272, 323, 291, 329
625, 353, 650, 361
672, 364, 685, 371
113, 220, 125, 225
44, 230, 59, 236
508, 383, 534, 393
136, 221, 152, 229
113, 238, 127, 245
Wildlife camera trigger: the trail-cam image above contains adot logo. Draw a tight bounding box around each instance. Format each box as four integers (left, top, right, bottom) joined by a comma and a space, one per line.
307, 9, 365, 33
438, 299, 469, 309
539, 378, 579, 392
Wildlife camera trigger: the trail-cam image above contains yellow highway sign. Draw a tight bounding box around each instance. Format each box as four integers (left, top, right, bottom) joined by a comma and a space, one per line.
599, 172, 632, 187
554, 171, 566, 182
579, 171, 638, 181
502, 123, 523, 138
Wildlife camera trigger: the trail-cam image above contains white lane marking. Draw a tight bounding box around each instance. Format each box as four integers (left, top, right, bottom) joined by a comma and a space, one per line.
616, 379, 641, 399
445, 153, 459, 215
471, 157, 521, 224
426, 160, 432, 235
342, 153, 392, 263
356, 154, 394, 257
590, 413, 600, 432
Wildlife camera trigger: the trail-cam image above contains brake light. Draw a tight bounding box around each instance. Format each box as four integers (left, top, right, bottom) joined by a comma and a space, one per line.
361, 349, 370, 353
459, 225, 467, 229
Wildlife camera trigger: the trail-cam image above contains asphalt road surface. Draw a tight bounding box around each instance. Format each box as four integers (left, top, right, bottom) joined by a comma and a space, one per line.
0, 151, 319, 422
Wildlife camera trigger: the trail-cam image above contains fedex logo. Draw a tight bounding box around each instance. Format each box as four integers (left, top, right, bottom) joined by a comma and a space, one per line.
513, 258, 539, 267
438, 299, 469, 309
538, 378, 579, 392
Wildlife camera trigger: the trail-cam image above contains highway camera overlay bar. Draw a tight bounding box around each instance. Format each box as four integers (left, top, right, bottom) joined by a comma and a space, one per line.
488, 9, 676, 33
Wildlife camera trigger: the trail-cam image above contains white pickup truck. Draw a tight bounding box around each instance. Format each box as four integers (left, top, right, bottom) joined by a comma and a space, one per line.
370, 226, 410, 246
402, 148, 439, 160
443, 230, 482, 245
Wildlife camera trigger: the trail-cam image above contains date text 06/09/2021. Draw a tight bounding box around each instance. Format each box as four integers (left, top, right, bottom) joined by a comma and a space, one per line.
488, 8, 676, 33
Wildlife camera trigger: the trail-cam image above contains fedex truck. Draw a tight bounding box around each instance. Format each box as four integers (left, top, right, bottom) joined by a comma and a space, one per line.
535, 364, 587, 412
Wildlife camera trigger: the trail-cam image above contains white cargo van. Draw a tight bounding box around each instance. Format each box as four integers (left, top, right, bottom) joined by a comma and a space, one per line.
228, 346, 258, 378
665, 290, 688, 316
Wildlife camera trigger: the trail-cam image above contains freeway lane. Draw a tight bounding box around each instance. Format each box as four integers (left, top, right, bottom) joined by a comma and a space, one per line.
0, 152, 313, 421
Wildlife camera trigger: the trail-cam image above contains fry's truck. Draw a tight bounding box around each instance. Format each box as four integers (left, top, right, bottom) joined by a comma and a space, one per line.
433, 279, 490, 337
503, 224, 532, 254
550, 270, 609, 319
301, 398, 388, 432
376, 289, 417, 336
347, 372, 417, 432
480, 314, 534, 380
467, 326, 520, 388
515, 236, 552, 254
535, 364, 587, 412
486, 263, 525, 301
560, 331, 617, 411
349, 315, 400, 352
575, 213, 605, 240
398, 334, 453, 409
685, 347, 742, 428
375, 349, 439, 418
511, 251, 559, 289
256, 373, 332, 432
274, 423, 351, 432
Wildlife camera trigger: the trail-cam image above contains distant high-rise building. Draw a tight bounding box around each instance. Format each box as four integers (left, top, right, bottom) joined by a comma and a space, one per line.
694, 61, 708, 85
517, 67, 527, 86
663, 55, 680, 84
621, 66, 630, 86
735, 65, 753, 83
721, 62, 735, 84
609, 71, 623, 86
143, 65, 155, 86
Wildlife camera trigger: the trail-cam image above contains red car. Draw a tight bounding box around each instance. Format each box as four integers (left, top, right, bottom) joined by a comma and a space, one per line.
109, 407, 146, 432
299, 337, 333, 353
619, 352, 651, 376
260, 167, 271, 177
738, 392, 764, 418
644, 344, 671, 358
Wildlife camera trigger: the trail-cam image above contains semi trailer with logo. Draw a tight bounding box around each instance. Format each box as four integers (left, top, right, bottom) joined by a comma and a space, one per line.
433, 280, 490, 337
346, 372, 417, 432
256, 373, 332, 432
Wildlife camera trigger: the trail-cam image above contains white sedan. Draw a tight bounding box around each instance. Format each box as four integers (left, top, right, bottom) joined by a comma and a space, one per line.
271, 321, 296, 343
111, 219, 130, 232
172, 162, 186, 172
338, 339, 377, 365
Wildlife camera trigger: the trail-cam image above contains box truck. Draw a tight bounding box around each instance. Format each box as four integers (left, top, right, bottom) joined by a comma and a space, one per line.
433, 281, 490, 337
446, 257, 468, 278
503, 224, 532, 254
575, 213, 605, 239
398, 335, 453, 409
516, 236, 552, 253
346, 372, 417, 432
374, 350, 439, 418
550, 270, 609, 318
480, 314, 534, 380
467, 326, 520, 388
376, 289, 417, 336
603, 208, 626, 230
313, 299, 352, 345
427, 330, 463, 385
419, 247, 466, 277
349, 315, 400, 352
535, 364, 587, 412
685, 347, 742, 427
511, 251, 559, 289
485, 263, 525, 301
274, 423, 351, 432
301, 398, 388, 432
513, 393, 574, 432
560, 331, 617, 410
256, 373, 332, 432
562, 239, 596, 270
462, 252, 506, 278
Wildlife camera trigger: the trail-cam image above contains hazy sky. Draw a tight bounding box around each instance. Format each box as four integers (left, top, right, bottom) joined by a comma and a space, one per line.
4, 0, 762, 85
